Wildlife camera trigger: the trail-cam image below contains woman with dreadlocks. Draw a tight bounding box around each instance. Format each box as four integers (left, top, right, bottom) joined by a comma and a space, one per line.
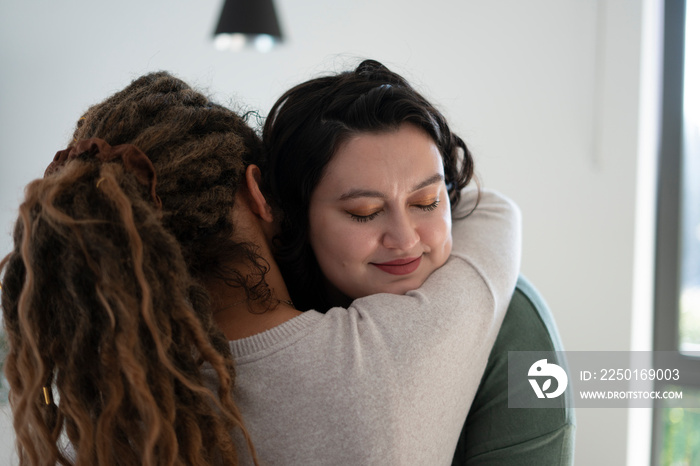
1, 70, 520, 465
0, 72, 266, 466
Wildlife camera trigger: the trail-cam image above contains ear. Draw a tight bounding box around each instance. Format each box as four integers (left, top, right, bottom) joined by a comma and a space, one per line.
244, 165, 274, 223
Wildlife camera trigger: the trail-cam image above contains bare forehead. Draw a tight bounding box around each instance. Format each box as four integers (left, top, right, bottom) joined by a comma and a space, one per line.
315, 124, 446, 199
337, 173, 444, 201
329, 124, 442, 171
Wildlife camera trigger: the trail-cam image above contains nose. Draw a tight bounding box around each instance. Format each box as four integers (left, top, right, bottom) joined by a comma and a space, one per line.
381, 212, 420, 250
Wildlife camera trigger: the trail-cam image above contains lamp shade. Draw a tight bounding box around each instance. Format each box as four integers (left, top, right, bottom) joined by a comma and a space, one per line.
213, 0, 283, 52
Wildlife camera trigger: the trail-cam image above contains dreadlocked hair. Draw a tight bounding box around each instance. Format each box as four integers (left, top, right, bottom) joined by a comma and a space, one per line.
73, 72, 271, 301
0, 71, 262, 466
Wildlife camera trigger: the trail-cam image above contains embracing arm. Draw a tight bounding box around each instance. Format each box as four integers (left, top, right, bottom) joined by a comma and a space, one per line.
448, 186, 522, 315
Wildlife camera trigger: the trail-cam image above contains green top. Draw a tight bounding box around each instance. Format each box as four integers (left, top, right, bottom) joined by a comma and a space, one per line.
452, 275, 576, 465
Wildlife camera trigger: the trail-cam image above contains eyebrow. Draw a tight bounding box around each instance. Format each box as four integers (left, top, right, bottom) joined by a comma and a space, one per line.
338, 173, 444, 201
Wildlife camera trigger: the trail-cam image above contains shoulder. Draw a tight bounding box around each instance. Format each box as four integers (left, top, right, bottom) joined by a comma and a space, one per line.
452, 276, 576, 465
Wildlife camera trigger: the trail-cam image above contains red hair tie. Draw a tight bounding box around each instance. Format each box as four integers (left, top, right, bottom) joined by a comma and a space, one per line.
45, 138, 162, 209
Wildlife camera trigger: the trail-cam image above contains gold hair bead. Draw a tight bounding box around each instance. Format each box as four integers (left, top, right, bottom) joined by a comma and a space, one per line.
42, 386, 51, 405
96, 177, 105, 189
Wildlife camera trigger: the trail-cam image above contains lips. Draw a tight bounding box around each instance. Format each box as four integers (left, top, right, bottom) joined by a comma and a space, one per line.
371, 256, 422, 275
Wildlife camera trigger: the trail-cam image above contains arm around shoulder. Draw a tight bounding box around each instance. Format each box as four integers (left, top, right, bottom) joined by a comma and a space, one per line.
448, 186, 522, 313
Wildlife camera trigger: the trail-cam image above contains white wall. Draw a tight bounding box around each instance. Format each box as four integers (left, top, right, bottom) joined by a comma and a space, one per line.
0, 0, 658, 464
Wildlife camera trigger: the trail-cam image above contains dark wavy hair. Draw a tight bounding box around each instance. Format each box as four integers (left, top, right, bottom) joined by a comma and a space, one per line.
262, 59, 476, 312
0, 72, 261, 465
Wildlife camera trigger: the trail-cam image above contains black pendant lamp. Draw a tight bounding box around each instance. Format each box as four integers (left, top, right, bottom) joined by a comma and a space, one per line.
213, 0, 283, 52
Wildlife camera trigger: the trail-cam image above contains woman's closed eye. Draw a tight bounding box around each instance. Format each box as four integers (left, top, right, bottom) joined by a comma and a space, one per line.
347, 209, 382, 223
346, 198, 440, 223
413, 199, 440, 212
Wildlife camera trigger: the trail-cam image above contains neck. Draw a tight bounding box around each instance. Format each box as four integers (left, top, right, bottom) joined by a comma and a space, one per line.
205, 251, 301, 341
